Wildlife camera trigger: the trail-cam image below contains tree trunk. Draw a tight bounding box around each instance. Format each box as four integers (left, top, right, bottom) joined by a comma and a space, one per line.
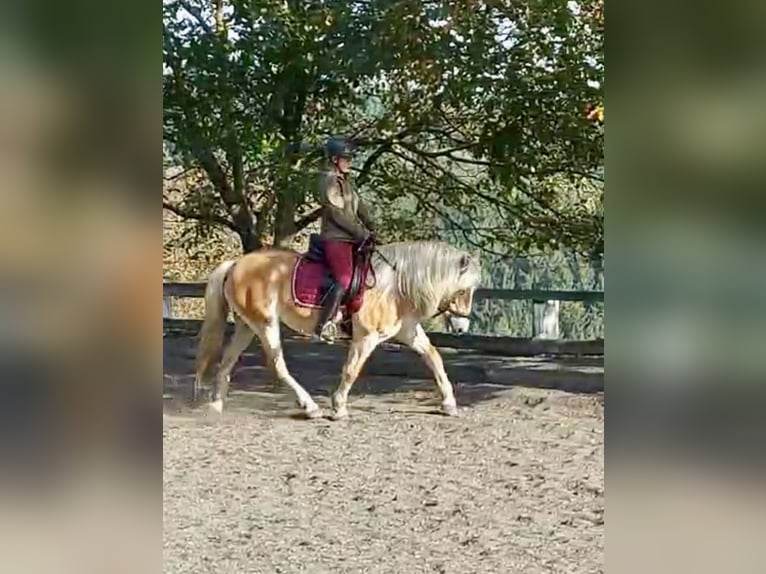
237, 227, 263, 253
274, 177, 297, 248
214, 0, 225, 36
273, 77, 307, 248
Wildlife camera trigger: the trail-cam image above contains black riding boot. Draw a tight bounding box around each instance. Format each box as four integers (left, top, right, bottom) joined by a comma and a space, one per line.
313, 285, 346, 343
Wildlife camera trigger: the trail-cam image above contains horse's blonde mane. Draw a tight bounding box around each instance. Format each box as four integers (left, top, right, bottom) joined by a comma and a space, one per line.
372, 241, 481, 317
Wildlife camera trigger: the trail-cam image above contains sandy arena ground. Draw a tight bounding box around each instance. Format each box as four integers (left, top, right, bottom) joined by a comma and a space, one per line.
163, 334, 603, 573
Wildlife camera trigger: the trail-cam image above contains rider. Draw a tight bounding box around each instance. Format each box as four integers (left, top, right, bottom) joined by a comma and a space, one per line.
313, 136, 376, 343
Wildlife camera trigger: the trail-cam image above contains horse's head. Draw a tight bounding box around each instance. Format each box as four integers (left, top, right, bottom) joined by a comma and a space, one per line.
374, 242, 482, 332
439, 253, 481, 334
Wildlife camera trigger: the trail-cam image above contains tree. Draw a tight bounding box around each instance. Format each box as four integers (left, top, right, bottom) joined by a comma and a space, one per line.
164, 0, 377, 250
349, 0, 604, 255
163, 0, 604, 255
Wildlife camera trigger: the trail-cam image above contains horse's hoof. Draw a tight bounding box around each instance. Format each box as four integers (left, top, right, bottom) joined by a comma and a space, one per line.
208, 399, 224, 413
330, 408, 348, 421
441, 402, 459, 417
304, 405, 323, 419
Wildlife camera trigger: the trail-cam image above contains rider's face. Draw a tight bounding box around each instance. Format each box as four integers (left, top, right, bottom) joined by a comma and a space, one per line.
335, 156, 352, 174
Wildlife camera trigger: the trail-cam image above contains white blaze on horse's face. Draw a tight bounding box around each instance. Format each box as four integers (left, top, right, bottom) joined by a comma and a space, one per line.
448, 313, 471, 334
444, 287, 475, 334
442, 253, 480, 335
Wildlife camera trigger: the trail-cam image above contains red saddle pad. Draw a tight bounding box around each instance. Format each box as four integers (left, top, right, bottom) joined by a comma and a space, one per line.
291, 257, 335, 309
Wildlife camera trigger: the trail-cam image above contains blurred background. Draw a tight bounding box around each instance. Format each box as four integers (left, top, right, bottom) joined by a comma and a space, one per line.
0, 0, 158, 572
607, 1, 766, 573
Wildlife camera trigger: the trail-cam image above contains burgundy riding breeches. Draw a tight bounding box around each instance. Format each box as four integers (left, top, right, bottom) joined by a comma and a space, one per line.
323, 239, 365, 314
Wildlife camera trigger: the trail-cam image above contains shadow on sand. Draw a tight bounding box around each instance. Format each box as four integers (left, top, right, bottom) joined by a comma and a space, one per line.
163, 333, 603, 417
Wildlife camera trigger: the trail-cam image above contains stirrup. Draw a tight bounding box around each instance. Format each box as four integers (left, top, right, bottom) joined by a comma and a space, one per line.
313, 321, 338, 344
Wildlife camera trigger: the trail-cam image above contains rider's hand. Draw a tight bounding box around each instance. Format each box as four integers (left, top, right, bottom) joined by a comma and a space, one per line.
358, 232, 375, 252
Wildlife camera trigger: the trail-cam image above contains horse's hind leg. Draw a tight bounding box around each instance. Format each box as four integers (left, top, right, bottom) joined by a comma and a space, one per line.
209, 318, 254, 413
330, 332, 381, 420
254, 318, 321, 419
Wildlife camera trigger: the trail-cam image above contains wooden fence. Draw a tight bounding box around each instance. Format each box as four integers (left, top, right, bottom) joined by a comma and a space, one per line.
163, 281, 604, 356
163, 282, 604, 304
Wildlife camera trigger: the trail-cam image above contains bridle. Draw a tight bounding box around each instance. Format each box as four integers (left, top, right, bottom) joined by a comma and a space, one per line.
432, 305, 471, 321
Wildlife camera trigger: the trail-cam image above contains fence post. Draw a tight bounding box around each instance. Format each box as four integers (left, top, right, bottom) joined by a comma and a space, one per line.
163, 296, 173, 319
532, 299, 560, 339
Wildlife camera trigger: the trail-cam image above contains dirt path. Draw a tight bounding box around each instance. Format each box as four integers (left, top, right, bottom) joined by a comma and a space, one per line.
163, 336, 604, 573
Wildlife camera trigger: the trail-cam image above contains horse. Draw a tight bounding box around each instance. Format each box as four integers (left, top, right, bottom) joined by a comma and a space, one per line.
194, 240, 482, 420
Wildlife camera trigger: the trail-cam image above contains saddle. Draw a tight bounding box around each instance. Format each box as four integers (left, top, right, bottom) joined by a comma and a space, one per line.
291, 234, 372, 310
304, 234, 327, 264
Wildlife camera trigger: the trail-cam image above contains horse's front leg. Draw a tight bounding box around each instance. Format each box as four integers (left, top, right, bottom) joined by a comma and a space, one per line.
330, 332, 380, 420
397, 323, 458, 416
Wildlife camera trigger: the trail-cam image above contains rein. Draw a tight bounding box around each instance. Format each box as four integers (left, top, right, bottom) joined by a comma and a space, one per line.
431, 306, 471, 320
372, 246, 397, 272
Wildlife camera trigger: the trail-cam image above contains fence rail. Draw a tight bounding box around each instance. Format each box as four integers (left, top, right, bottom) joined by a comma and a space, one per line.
163, 281, 603, 356
163, 282, 604, 304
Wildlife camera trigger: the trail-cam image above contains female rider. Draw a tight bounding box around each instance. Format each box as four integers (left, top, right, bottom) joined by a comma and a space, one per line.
313, 136, 376, 343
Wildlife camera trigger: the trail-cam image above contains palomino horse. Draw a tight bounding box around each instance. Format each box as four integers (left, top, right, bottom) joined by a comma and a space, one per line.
194, 240, 481, 420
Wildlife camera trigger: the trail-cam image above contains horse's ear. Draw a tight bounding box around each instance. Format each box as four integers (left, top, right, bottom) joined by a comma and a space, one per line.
459, 254, 470, 274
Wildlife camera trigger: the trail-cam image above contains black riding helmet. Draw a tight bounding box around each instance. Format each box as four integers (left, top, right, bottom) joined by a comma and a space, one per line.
325, 136, 356, 159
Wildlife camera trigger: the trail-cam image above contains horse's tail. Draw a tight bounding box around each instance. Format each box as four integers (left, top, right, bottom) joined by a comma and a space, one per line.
194, 259, 237, 400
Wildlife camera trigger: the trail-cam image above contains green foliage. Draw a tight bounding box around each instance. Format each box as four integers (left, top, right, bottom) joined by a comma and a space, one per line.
434, 249, 604, 339
164, 0, 603, 256
434, 218, 604, 339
